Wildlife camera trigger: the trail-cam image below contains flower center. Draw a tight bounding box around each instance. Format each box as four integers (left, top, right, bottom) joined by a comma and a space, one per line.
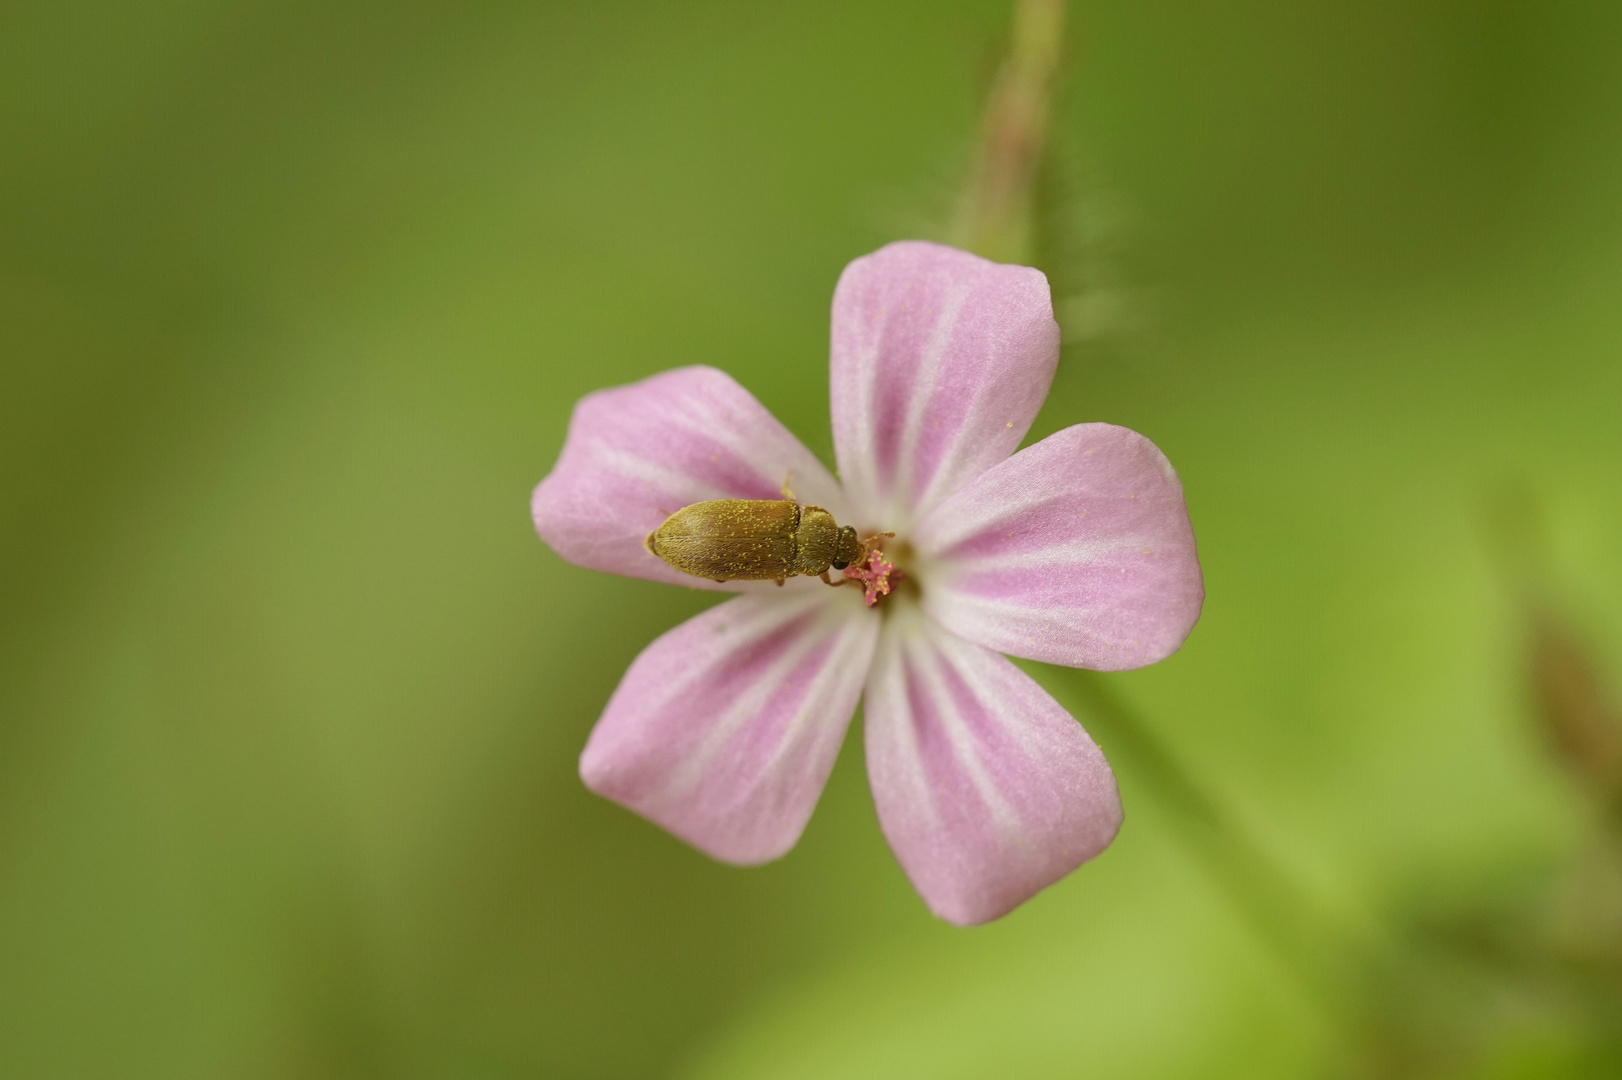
841, 537, 907, 607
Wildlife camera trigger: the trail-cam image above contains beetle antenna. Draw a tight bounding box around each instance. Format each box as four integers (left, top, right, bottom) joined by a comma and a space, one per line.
854, 531, 895, 563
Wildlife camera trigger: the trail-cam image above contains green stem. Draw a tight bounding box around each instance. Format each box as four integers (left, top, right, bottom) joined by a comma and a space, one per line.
1049, 666, 1368, 1013
954, 0, 1066, 264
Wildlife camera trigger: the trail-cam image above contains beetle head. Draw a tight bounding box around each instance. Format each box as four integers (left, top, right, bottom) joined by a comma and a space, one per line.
831, 525, 861, 570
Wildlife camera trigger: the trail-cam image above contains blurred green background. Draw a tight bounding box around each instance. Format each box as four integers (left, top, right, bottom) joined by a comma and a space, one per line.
4, 1, 1621, 1076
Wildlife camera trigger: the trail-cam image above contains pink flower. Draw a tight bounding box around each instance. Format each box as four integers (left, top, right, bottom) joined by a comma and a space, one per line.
531, 241, 1203, 925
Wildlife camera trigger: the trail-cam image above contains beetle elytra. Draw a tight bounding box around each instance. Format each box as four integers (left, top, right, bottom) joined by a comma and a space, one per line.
645, 500, 864, 586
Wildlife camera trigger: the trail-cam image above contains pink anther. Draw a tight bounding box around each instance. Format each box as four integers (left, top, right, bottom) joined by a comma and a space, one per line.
843, 548, 903, 607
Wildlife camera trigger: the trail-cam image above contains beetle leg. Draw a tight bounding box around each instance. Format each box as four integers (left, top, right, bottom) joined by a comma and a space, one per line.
773, 577, 786, 587
780, 469, 796, 502
713, 579, 726, 584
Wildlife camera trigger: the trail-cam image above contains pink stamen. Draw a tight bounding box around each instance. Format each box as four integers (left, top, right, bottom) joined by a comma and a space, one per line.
843, 548, 903, 607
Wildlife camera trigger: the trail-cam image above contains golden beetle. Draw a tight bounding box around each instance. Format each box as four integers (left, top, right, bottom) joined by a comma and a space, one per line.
645, 500, 865, 586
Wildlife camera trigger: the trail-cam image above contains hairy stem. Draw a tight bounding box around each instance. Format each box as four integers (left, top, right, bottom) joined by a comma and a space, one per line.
954, 0, 1066, 264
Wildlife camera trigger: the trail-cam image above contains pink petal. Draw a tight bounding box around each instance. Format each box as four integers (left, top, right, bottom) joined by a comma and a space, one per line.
580, 589, 877, 864
532, 366, 848, 590
864, 608, 1122, 925
829, 241, 1060, 529
913, 423, 1204, 671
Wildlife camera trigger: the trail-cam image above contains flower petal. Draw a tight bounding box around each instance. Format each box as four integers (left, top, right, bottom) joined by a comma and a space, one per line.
580, 589, 877, 864
914, 423, 1203, 671
829, 241, 1060, 528
864, 608, 1122, 925
532, 366, 848, 590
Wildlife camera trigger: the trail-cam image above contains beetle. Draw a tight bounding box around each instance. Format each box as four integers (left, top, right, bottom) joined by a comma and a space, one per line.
645, 500, 864, 586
